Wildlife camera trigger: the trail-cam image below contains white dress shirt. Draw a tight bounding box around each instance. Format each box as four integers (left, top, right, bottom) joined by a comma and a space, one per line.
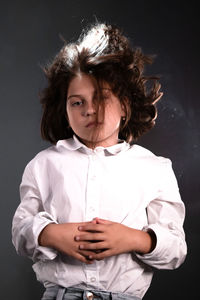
12, 135, 187, 299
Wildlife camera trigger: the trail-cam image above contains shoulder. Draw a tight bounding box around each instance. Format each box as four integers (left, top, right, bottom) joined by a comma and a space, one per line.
22, 145, 56, 176
125, 144, 178, 186
28, 145, 56, 165
128, 144, 169, 160
24, 138, 75, 173
126, 144, 172, 169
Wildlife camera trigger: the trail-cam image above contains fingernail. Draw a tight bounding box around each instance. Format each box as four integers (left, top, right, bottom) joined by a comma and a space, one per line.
78, 226, 82, 230
79, 245, 84, 249
75, 236, 80, 241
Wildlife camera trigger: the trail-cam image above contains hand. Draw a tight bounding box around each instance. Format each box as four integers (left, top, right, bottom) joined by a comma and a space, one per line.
75, 218, 156, 260
39, 222, 97, 264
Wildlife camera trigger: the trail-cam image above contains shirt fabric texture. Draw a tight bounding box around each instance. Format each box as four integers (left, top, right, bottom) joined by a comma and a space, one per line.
12, 135, 187, 299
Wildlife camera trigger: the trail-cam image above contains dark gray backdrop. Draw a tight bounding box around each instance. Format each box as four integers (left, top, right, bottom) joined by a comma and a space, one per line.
1, 1, 199, 299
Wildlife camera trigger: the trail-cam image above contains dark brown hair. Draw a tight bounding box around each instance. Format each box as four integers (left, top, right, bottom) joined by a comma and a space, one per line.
40, 23, 162, 144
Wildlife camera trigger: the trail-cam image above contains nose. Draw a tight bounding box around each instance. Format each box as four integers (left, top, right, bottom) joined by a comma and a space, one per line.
83, 101, 96, 116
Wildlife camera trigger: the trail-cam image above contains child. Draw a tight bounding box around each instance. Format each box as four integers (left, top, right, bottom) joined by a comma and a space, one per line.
12, 23, 187, 300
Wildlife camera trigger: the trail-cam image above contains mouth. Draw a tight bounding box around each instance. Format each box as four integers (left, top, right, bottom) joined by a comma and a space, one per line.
86, 122, 102, 128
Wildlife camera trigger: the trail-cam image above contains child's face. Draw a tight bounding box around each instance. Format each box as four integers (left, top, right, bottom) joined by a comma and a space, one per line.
66, 73, 125, 148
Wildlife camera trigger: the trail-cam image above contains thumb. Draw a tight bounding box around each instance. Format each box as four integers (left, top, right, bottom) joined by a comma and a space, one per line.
94, 218, 112, 224
91, 218, 98, 224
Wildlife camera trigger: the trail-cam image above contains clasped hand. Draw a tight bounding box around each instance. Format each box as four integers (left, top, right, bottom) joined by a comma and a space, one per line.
39, 217, 154, 264
75, 218, 137, 262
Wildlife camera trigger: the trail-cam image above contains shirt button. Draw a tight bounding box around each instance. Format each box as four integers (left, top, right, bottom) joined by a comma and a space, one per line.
90, 277, 96, 282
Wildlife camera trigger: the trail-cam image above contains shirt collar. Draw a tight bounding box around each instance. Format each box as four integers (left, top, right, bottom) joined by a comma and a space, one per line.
56, 135, 130, 155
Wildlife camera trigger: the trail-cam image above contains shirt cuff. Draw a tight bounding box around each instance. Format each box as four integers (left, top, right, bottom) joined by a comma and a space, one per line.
32, 212, 58, 261
135, 223, 186, 269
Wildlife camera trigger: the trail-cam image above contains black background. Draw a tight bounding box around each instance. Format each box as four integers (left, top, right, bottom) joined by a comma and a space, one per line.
0, 1, 199, 299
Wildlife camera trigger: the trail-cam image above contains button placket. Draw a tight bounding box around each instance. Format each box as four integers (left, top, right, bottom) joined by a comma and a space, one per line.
85, 154, 99, 221
86, 269, 99, 286
85, 153, 100, 287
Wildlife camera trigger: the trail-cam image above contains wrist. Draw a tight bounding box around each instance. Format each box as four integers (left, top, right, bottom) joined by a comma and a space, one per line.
133, 228, 157, 254
38, 223, 57, 247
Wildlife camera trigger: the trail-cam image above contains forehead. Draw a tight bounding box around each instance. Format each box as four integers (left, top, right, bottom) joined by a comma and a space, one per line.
67, 73, 111, 95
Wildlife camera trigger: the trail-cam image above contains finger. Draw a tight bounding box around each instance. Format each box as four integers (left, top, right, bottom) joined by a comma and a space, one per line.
79, 241, 107, 251
95, 218, 112, 225
78, 221, 96, 226
78, 224, 104, 233
91, 218, 98, 224
75, 233, 104, 242
74, 252, 94, 264
78, 248, 100, 257
89, 249, 113, 261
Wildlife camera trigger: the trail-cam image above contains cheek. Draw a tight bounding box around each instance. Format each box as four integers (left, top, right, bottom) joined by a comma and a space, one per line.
66, 105, 74, 121
66, 110, 81, 131
66, 109, 71, 125
67, 114, 75, 127
66, 110, 75, 128
108, 107, 123, 123
65, 109, 70, 124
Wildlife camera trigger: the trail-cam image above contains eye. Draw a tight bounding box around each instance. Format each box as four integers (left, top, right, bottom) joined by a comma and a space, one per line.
71, 99, 84, 107
102, 90, 112, 101
102, 94, 111, 102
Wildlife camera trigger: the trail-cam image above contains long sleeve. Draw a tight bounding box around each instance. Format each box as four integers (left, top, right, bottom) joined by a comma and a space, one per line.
11, 139, 187, 297
12, 163, 58, 262
136, 158, 187, 269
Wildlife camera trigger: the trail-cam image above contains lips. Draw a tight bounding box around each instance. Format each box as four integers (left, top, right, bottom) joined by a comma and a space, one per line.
86, 122, 102, 128
86, 122, 96, 128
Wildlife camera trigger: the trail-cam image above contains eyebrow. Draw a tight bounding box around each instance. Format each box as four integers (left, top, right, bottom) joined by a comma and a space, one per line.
67, 94, 82, 100
67, 88, 112, 100
101, 88, 112, 91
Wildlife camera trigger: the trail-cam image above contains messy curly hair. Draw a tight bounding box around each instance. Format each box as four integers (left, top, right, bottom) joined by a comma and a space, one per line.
40, 22, 162, 144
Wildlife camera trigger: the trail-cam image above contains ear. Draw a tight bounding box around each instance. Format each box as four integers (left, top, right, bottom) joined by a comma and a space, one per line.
121, 97, 129, 118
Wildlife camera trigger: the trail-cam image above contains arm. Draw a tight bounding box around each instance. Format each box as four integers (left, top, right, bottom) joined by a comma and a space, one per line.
135, 158, 187, 269
12, 162, 98, 264
38, 222, 99, 264
12, 163, 58, 261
